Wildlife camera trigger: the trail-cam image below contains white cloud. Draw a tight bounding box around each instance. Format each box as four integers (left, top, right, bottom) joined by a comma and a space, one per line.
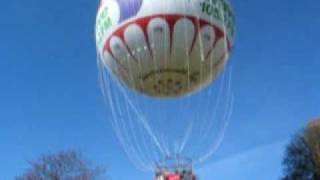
197, 140, 287, 180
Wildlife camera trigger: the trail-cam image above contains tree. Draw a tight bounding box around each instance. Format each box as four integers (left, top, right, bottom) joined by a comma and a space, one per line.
306, 120, 320, 178
281, 119, 320, 180
16, 150, 107, 180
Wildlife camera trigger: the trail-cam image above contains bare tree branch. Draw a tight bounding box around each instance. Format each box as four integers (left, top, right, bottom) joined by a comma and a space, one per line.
281, 119, 320, 180
16, 150, 107, 180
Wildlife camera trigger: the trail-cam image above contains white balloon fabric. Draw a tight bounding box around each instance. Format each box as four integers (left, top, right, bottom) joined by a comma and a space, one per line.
96, 0, 235, 172
96, 0, 235, 98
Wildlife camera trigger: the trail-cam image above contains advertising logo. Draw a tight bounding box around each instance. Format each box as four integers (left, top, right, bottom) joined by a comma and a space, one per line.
116, 0, 143, 23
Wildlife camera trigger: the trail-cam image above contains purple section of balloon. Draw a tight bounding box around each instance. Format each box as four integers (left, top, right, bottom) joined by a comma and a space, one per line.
116, 0, 143, 23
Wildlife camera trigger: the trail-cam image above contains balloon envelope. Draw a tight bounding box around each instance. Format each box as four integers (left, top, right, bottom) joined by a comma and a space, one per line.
96, 0, 235, 98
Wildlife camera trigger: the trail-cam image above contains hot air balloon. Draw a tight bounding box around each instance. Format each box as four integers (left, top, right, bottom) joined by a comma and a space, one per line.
96, 0, 235, 179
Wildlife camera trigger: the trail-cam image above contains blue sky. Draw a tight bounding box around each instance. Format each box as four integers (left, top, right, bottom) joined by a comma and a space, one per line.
0, 0, 320, 179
